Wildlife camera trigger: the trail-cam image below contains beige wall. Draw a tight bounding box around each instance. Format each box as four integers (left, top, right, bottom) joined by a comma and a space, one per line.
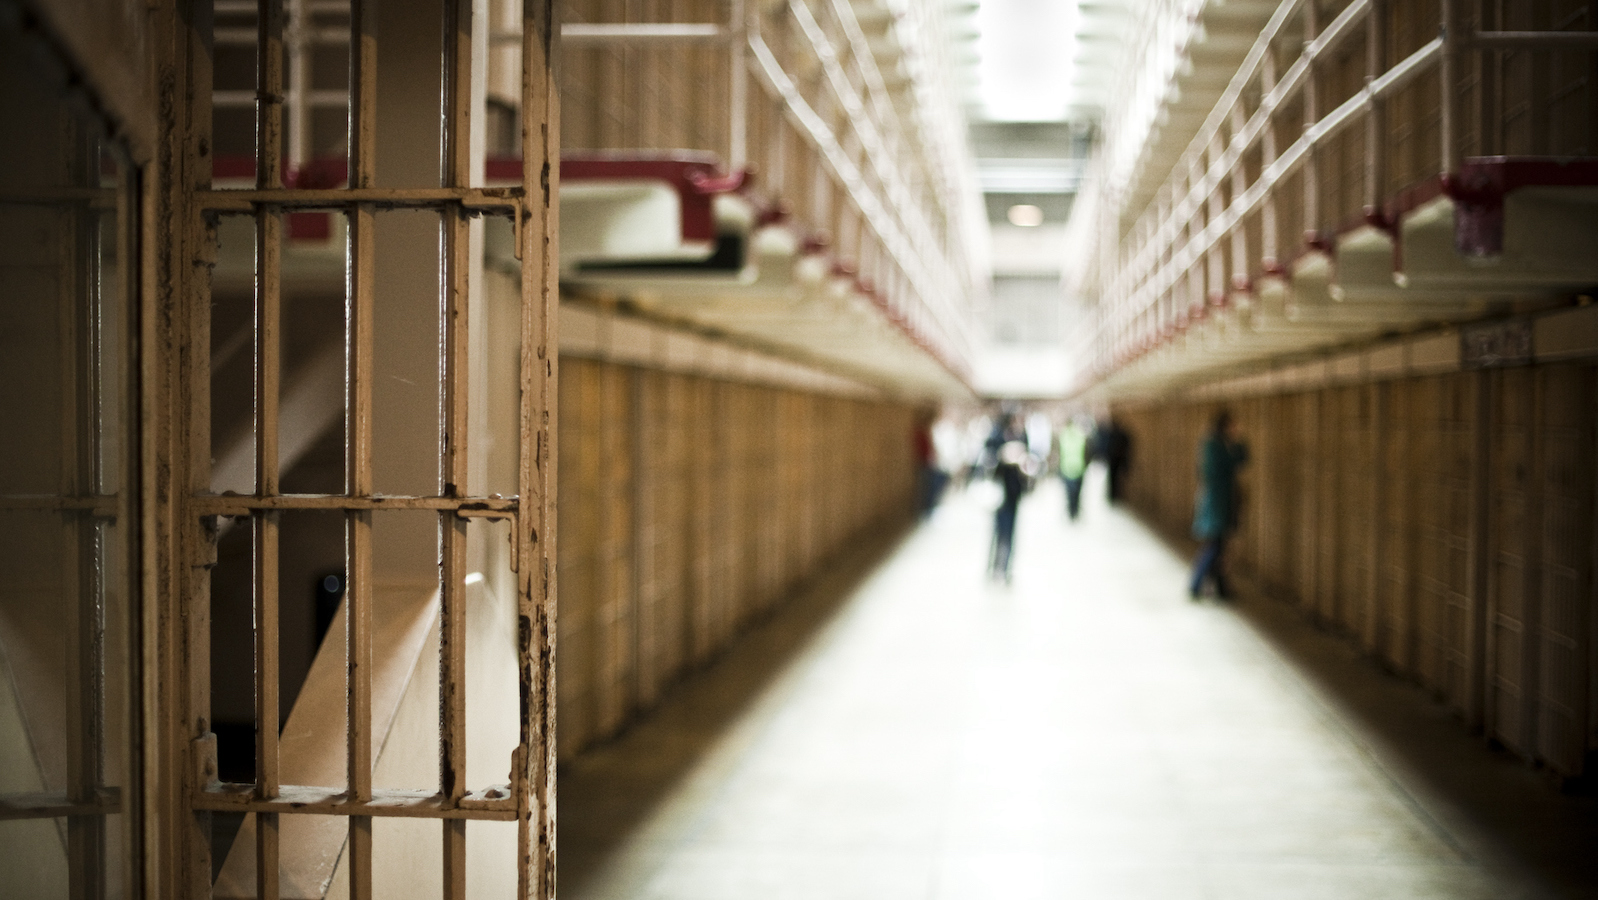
1117, 362, 1598, 782
556, 356, 919, 759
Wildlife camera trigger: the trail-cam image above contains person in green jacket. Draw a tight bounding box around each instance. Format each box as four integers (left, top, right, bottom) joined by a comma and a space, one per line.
1190, 409, 1248, 599
1057, 416, 1090, 520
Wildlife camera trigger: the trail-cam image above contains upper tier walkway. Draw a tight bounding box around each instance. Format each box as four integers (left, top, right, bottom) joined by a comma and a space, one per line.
559, 470, 1598, 900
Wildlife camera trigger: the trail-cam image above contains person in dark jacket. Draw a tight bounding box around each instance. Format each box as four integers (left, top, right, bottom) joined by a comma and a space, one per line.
989, 439, 1030, 583
1096, 417, 1132, 503
1190, 409, 1249, 599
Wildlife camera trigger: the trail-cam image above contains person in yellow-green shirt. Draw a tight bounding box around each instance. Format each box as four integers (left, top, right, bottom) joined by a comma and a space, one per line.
1057, 416, 1091, 521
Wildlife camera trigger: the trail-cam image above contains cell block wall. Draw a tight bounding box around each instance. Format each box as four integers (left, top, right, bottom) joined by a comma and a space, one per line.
1117, 362, 1597, 780
556, 356, 918, 759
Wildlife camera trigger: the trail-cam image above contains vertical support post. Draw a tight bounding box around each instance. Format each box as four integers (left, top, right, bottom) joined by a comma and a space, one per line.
1261, 51, 1279, 270
1476, 0, 1498, 158
254, 3, 286, 897
441, 0, 475, 895
1440, 0, 1462, 174
66, 145, 107, 900
345, 1, 378, 896
518, 0, 560, 895
1229, 103, 1249, 298
1364, 0, 1387, 219
729, 0, 748, 170
1205, 136, 1224, 309
178, 1, 220, 891
1302, 0, 1322, 246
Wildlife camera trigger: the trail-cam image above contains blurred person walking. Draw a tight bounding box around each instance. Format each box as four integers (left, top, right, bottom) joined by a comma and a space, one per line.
988, 421, 1035, 583
1096, 417, 1132, 504
913, 411, 947, 517
1056, 416, 1091, 521
1189, 409, 1249, 599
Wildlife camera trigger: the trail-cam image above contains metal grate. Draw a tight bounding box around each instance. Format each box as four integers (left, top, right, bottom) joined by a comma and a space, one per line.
0, 19, 138, 896
185, 0, 559, 896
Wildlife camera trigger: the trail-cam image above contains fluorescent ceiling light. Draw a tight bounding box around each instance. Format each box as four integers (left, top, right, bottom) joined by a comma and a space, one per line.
975, 0, 1078, 121
1007, 204, 1045, 226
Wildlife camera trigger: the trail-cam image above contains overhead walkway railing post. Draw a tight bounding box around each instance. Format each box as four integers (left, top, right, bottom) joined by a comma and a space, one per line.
1071, 0, 1598, 398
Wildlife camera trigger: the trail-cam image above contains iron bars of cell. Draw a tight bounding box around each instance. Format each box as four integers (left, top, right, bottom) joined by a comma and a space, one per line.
187, 0, 559, 898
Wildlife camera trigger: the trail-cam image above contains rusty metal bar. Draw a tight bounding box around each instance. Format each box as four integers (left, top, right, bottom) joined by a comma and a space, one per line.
345, 0, 377, 896
0, 789, 121, 821
215, 27, 350, 46
193, 494, 517, 513
255, 1, 286, 896
213, 88, 349, 108
441, 0, 474, 894
0, 494, 119, 513
197, 187, 521, 210
183, 3, 219, 891
193, 784, 518, 819
217, 0, 346, 14
519, 0, 560, 894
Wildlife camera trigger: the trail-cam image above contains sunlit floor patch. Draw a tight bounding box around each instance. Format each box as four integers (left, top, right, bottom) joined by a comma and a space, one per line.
558, 468, 1592, 900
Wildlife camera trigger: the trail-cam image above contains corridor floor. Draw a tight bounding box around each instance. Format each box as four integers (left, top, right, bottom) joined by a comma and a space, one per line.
558, 471, 1598, 900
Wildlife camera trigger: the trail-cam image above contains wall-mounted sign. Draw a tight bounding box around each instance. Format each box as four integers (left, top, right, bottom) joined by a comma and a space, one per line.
1460, 319, 1533, 369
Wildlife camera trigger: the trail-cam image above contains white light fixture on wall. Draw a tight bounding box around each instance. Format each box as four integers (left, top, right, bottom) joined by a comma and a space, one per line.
1007, 204, 1044, 227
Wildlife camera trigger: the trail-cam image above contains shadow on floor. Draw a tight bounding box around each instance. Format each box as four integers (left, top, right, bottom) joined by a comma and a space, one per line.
557, 525, 913, 897
1132, 508, 1598, 900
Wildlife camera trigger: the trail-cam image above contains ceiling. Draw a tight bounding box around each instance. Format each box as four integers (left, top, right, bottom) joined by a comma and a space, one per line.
947, 1, 1131, 394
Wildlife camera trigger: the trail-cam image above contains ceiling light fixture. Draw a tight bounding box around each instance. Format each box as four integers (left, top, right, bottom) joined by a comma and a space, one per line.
1007, 204, 1044, 227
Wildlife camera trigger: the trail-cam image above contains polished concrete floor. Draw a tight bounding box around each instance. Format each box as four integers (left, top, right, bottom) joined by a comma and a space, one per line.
559, 470, 1598, 900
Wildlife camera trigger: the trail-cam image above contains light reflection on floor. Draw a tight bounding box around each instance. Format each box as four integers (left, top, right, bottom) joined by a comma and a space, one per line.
558, 468, 1597, 900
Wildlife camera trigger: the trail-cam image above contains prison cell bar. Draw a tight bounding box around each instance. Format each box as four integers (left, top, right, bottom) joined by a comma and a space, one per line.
63, 143, 108, 900
440, 0, 474, 895
184, 2, 219, 891
519, 0, 560, 895
188, 0, 557, 894
345, 0, 377, 895
251, 1, 286, 897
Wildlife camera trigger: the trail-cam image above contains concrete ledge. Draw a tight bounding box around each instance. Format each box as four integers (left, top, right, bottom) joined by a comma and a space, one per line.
558, 302, 884, 399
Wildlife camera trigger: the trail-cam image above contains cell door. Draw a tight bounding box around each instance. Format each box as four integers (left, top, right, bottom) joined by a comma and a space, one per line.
178, 1, 559, 897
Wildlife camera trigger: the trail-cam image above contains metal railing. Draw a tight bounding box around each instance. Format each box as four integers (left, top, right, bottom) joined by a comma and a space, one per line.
1074, 0, 1598, 389
556, 0, 982, 380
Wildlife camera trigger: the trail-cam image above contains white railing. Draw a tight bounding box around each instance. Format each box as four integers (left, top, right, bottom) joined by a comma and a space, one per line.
556, 0, 984, 378
1064, 0, 1598, 391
